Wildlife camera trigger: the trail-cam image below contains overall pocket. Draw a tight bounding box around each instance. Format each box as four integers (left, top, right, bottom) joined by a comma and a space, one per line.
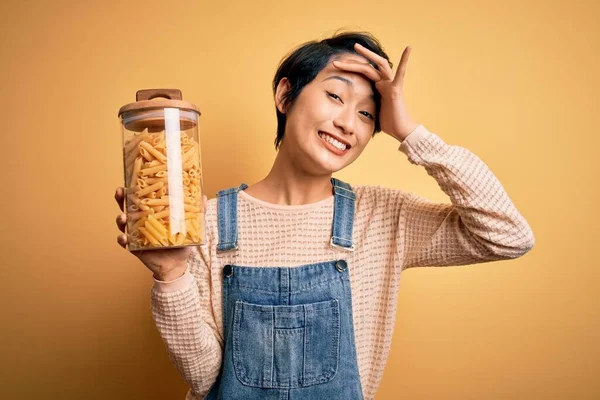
232, 298, 340, 389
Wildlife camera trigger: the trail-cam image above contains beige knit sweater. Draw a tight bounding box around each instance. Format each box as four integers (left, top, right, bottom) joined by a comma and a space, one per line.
149, 125, 535, 400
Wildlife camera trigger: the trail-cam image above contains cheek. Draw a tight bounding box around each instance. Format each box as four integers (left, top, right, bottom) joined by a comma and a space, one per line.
299, 90, 332, 119
290, 108, 329, 137
354, 132, 373, 151
303, 99, 331, 124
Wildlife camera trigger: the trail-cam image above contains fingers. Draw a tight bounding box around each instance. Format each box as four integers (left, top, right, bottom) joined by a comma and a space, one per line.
115, 187, 124, 212
393, 46, 412, 86
353, 43, 394, 78
332, 60, 383, 83
115, 186, 127, 249
117, 233, 128, 249
116, 213, 126, 233
116, 213, 128, 248
350, 42, 412, 87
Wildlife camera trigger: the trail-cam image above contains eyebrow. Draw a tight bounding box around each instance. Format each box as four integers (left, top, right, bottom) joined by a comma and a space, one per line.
322, 75, 376, 101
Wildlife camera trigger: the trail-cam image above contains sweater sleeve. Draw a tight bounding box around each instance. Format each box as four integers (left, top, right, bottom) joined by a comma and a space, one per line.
150, 240, 222, 399
397, 124, 536, 270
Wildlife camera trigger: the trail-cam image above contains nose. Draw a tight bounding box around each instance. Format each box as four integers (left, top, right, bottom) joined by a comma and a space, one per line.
333, 106, 355, 136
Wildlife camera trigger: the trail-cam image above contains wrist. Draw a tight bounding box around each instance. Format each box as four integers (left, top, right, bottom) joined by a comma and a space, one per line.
396, 122, 420, 142
154, 266, 187, 282
152, 265, 194, 292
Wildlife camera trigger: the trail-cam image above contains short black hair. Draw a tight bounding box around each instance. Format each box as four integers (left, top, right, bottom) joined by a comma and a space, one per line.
272, 30, 392, 150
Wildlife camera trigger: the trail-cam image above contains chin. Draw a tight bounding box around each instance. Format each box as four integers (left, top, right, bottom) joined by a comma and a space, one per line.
310, 151, 354, 174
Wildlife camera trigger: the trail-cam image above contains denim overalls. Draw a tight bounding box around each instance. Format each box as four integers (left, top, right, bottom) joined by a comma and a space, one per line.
205, 178, 363, 400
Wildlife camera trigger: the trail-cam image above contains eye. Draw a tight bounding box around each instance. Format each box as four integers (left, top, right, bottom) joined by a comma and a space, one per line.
327, 91, 374, 121
360, 111, 375, 120
327, 91, 343, 103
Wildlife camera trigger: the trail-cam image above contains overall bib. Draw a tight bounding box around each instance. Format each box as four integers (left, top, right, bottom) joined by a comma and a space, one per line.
206, 178, 363, 400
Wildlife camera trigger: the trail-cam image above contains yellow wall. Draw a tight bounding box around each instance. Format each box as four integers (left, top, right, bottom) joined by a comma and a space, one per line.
1, 0, 598, 398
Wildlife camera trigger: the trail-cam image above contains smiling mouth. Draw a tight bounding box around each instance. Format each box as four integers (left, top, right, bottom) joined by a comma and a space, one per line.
318, 131, 351, 153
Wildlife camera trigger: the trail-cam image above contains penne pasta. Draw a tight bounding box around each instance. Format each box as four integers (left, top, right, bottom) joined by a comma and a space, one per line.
136, 181, 164, 197
184, 204, 201, 213
147, 214, 168, 237
140, 164, 167, 176
183, 158, 197, 170
153, 209, 170, 220
139, 226, 161, 246
152, 135, 166, 147
145, 221, 168, 246
131, 216, 147, 231
144, 177, 168, 185
126, 194, 148, 211
141, 198, 170, 206
182, 146, 197, 164
123, 128, 205, 250
140, 141, 167, 163
186, 219, 197, 236
126, 185, 141, 195
139, 147, 154, 162
125, 128, 150, 154
129, 157, 143, 188
136, 178, 148, 188
125, 147, 140, 170
128, 210, 152, 221
188, 166, 199, 178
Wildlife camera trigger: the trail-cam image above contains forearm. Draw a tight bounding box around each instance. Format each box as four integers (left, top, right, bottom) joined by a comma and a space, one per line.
150, 256, 222, 397
399, 125, 535, 268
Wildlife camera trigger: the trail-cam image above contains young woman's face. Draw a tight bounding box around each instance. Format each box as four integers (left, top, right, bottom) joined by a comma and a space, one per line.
277, 53, 377, 175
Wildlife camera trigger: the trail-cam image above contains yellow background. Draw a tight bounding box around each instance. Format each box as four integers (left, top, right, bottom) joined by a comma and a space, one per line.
1, 0, 598, 398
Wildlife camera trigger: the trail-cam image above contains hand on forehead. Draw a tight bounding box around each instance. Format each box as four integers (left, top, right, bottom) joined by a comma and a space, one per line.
330, 53, 375, 73
332, 53, 371, 64
324, 54, 376, 86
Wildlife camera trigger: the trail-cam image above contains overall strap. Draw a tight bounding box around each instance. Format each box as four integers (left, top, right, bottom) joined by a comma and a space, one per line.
216, 183, 248, 253
330, 177, 356, 251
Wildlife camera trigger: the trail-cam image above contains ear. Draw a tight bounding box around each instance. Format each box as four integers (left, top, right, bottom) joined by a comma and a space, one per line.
274, 77, 291, 114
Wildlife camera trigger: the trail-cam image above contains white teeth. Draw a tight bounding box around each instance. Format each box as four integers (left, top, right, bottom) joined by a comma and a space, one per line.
319, 132, 347, 151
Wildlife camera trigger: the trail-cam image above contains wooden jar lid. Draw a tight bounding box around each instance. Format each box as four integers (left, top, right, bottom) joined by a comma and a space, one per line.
118, 89, 201, 132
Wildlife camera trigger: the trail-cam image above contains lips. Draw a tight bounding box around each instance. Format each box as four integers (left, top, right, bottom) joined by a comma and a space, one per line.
318, 131, 352, 149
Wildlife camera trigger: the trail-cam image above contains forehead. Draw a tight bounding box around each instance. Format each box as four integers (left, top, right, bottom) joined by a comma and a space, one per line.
315, 53, 375, 97
332, 53, 370, 64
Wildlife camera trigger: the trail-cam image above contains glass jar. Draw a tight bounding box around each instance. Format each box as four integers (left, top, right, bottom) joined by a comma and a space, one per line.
118, 89, 204, 250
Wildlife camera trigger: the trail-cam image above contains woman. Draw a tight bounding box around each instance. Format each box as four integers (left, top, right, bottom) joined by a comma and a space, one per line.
115, 31, 535, 400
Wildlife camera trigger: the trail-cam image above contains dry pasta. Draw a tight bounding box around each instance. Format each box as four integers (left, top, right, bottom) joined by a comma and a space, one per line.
123, 128, 204, 250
